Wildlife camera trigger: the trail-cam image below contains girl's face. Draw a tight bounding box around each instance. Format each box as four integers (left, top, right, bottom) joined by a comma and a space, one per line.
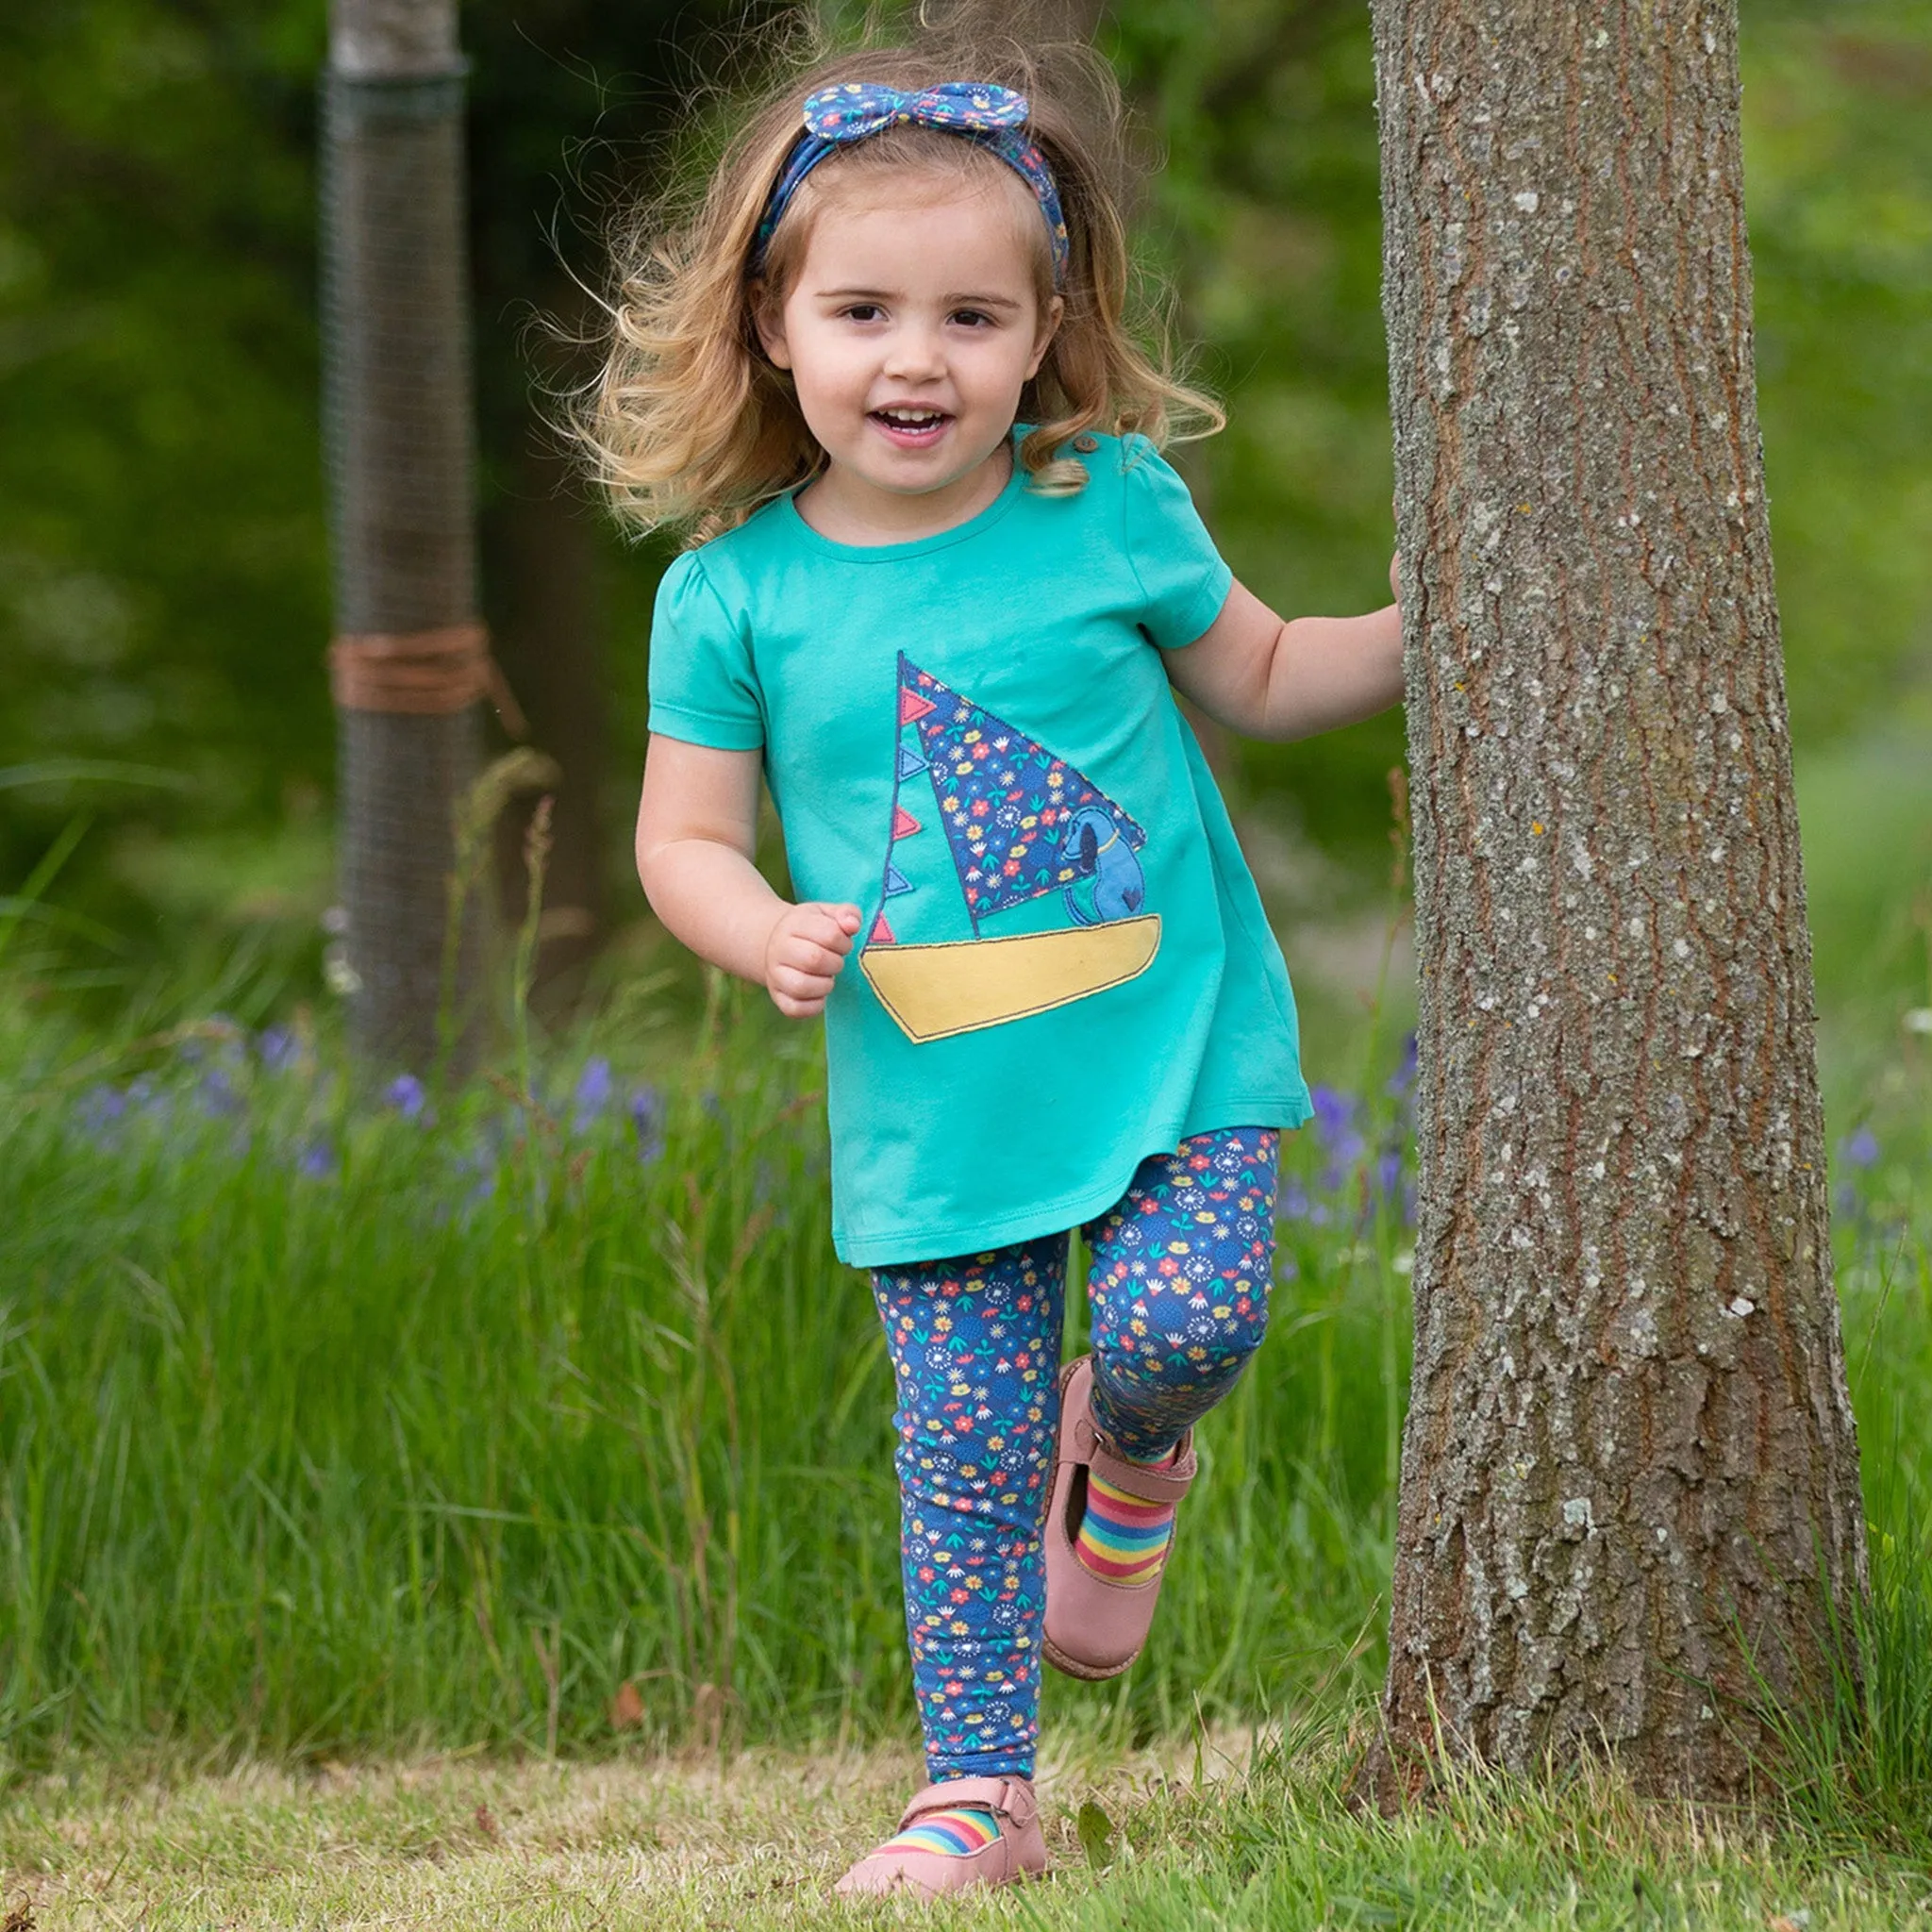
756, 172, 1063, 538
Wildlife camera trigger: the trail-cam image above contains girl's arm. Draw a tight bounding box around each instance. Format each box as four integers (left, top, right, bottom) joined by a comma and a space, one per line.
1161, 562, 1404, 744
635, 734, 861, 1019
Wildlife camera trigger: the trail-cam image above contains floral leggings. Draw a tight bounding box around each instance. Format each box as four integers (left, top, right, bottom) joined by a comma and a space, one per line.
869, 1125, 1279, 1783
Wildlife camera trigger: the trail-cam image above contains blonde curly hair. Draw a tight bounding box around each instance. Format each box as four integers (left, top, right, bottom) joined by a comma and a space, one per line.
576, 16, 1222, 541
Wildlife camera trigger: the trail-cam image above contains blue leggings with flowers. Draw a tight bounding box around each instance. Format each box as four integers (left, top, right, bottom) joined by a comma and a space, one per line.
869, 1125, 1279, 1784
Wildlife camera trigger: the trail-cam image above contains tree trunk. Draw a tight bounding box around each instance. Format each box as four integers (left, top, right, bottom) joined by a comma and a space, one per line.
1362, 0, 1866, 1803
324, 0, 484, 1068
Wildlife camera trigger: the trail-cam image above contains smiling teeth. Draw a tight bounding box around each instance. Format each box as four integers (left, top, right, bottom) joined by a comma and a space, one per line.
879, 408, 944, 425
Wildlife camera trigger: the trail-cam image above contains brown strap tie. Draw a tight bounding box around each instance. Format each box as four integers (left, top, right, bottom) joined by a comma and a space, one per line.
327, 624, 528, 738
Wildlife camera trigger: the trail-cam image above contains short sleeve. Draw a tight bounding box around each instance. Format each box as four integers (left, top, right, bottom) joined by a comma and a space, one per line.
646, 550, 765, 751
1119, 436, 1234, 650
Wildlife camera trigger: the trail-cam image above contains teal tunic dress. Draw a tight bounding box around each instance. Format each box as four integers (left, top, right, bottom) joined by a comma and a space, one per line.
647, 433, 1312, 1268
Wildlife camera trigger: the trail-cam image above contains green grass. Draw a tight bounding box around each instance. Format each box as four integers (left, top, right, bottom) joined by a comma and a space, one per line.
0, 979, 1414, 1774
5, 1724, 1932, 1928
2, 713, 1930, 1920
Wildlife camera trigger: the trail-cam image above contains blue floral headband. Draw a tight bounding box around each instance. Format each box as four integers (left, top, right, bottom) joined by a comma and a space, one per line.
751, 82, 1071, 287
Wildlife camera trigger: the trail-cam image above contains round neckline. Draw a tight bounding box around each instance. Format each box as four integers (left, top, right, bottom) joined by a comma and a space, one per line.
777, 434, 1030, 561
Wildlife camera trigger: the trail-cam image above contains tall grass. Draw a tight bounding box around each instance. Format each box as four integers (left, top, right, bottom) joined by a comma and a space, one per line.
0, 979, 1409, 1773
0, 958, 1926, 1849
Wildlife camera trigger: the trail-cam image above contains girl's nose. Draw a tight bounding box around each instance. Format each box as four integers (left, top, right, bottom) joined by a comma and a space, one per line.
882, 325, 945, 381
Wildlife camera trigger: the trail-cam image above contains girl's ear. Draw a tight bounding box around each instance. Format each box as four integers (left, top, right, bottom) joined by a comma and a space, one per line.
751, 280, 792, 370
1025, 293, 1065, 381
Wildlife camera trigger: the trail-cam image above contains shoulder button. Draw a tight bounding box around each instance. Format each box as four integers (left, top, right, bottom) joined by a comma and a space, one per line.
1071, 432, 1099, 454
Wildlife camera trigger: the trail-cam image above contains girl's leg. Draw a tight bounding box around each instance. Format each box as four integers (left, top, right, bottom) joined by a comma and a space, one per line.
870, 1239, 1066, 1784
1074, 1127, 1278, 1575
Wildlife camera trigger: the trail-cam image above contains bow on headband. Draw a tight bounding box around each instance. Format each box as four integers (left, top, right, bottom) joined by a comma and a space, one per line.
752, 81, 1071, 285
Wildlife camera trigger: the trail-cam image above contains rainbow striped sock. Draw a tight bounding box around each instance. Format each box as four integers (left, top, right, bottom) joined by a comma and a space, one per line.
1074, 1467, 1175, 1585
874, 1805, 1001, 1861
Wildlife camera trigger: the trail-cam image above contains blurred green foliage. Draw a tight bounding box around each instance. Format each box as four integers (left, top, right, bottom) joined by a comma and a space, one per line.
0, 0, 1927, 998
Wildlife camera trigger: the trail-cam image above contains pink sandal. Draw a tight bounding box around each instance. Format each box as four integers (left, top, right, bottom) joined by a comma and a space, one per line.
1043, 1355, 1197, 1680
834, 1774, 1047, 1897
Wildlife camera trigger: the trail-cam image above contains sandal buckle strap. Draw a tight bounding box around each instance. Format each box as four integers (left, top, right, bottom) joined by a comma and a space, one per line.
898, 1774, 1038, 1833
1088, 1423, 1198, 1504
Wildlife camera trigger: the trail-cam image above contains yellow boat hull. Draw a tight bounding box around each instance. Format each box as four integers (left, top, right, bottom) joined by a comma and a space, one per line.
859, 914, 1161, 1043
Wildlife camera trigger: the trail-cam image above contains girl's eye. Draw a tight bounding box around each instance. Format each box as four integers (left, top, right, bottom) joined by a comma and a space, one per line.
842, 304, 884, 324
950, 308, 994, 328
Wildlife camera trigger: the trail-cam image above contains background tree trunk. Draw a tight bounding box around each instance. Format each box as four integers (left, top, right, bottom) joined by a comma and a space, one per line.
325, 0, 484, 1068
1362, 0, 1867, 1802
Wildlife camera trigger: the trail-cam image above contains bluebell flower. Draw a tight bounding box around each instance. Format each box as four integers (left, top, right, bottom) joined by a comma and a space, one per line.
384, 1073, 427, 1120
256, 1025, 300, 1073
1840, 1127, 1879, 1172
1310, 1084, 1354, 1143
297, 1135, 337, 1179
1385, 1032, 1419, 1099
191, 1024, 246, 1077
1310, 1086, 1368, 1189
76, 1084, 128, 1145
1374, 1148, 1405, 1203
573, 1057, 614, 1127
197, 1067, 245, 1119
629, 1085, 666, 1164
1276, 1177, 1311, 1224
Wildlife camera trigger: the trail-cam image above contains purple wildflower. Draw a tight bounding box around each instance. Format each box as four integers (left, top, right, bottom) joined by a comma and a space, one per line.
573, 1057, 614, 1127
384, 1073, 427, 1121
197, 1067, 245, 1119
1385, 1032, 1419, 1100
125, 1075, 168, 1121
1311, 1086, 1367, 1190
1374, 1148, 1405, 1203
1310, 1084, 1353, 1143
297, 1135, 337, 1179
178, 1023, 246, 1091
1840, 1127, 1879, 1172
256, 1025, 300, 1073
76, 1084, 128, 1145
629, 1085, 666, 1164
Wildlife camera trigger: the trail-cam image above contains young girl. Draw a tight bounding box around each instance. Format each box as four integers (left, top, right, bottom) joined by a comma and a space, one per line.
590, 26, 1402, 1899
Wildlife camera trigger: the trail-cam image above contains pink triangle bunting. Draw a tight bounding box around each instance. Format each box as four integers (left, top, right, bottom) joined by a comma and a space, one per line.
898, 687, 937, 724
891, 804, 922, 841
869, 910, 897, 945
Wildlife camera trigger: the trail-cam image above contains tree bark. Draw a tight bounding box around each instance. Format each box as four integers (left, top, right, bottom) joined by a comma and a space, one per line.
1362, 0, 1866, 1802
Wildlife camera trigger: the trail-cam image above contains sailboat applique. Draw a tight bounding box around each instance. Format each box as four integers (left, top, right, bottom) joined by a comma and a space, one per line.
859, 653, 1162, 1043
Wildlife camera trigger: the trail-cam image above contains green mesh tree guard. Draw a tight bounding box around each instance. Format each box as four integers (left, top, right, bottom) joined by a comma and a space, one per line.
322, 0, 485, 1070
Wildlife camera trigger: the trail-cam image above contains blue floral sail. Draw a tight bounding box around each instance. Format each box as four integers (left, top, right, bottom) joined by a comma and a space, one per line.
859, 654, 1162, 1042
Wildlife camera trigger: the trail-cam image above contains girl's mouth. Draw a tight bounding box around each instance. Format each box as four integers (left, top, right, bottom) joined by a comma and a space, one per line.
869, 406, 952, 448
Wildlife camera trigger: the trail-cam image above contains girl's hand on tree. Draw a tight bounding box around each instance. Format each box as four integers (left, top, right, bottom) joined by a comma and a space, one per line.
1390, 551, 1402, 604
764, 901, 862, 1019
